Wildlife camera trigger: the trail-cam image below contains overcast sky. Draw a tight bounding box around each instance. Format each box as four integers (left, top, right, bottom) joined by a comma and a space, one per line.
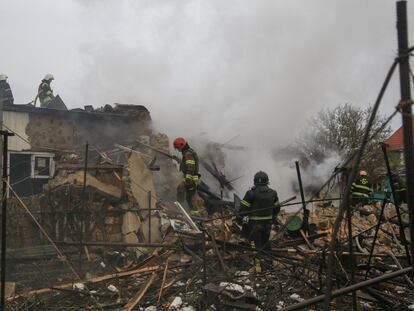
1, 0, 413, 148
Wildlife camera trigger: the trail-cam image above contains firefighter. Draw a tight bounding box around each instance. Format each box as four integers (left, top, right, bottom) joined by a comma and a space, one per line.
37, 74, 55, 107
0, 74, 14, 105
351, 170, 373, 206
239, 171, 280, 272
391, 172, 406, 206
173, 137, 202, 216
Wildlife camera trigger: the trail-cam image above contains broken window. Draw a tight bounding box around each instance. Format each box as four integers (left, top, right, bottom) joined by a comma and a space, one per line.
31, 154, 55, 178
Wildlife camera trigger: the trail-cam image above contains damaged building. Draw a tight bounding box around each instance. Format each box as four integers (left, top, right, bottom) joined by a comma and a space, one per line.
2, 102, 179, 250
2, 100, 414, 311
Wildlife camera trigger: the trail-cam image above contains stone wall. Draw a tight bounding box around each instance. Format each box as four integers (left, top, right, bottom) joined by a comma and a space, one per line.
27, 114, 74, 151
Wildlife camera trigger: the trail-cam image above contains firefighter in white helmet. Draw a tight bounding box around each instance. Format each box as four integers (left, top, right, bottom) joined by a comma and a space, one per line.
36, 74, 55, 107
0, 74, 14, 105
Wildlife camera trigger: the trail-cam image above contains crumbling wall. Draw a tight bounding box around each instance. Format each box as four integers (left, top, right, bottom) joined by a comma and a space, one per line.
149, 133, 182, 202
7, 196, 44, 248
71, 105, 152, 149
123, 152, 162, 243
25, 105, 152, 153
26, 114, 74, 151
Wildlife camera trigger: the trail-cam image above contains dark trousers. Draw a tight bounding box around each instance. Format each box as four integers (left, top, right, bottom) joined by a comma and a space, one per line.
177, 182, 197, 210
247, 220, 272, 251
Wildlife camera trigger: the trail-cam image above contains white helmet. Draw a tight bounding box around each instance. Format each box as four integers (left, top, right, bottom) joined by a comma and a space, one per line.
44, 73, 54, 81
0, 74, 8, 81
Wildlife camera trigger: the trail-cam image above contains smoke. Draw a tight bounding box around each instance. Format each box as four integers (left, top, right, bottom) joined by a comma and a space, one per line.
1, 1, 412, 201
66, 0, 406, 145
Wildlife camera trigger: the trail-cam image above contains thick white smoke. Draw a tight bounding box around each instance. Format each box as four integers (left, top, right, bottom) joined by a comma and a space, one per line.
1, 0, 412, 201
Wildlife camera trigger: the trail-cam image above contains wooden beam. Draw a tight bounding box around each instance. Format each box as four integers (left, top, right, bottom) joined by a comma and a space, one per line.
122, 273, 156, 311
157, 259, 169, 302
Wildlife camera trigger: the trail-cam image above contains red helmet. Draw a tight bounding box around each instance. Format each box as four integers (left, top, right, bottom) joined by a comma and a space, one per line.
173, 137, 187, 150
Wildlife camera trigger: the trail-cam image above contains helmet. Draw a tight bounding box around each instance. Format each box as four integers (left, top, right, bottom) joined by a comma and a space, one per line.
0, 74, 8, 81
44, 73, 54, 81
254, 171, 269, 185
173, 137, 187, 151
359, 170, 368, 176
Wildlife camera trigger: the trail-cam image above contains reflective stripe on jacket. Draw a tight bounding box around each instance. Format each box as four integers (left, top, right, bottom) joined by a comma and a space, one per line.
180, 146, 199, 184
351, 176, 373, 199
240, 185, 279, 221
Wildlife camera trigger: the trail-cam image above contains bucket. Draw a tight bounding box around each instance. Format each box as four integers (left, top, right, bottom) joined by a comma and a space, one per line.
285, 215, 303, 233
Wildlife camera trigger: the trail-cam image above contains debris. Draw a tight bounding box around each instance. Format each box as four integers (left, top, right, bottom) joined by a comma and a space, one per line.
289, 293, 304, 303
107, 284, 119, 293
123, 273, 156, 311
72, 283, 85, 291
169, 296, 183, 309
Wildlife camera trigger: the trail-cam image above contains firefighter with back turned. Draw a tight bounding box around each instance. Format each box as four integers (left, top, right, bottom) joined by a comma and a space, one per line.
239, 171, 280, 272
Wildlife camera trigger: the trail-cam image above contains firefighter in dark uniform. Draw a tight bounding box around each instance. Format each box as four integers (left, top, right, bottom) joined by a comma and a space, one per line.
0, 74, 14, 105
239, 171, 280, 272
390, 173, 406, 206
37, 74, 55, 107
351, 170, 373, 206
173, 137, 202, 216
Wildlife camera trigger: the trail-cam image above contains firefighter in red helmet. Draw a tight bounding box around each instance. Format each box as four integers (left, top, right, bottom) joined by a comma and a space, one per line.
173, 137, 202, 216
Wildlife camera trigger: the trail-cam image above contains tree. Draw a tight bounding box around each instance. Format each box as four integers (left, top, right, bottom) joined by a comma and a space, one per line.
297, 103, 391, 180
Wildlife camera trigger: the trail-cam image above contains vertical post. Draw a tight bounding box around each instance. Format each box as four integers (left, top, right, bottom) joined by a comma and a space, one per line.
0, 130, 13, 311
364, 196, 387, 279
295, 161, 309, 234
78, 142, 88, 276
202, 231, 207, 284
148, 191, 151, 243
396, 1, 414, 277
381, 143, 411, 265
345, 176, 358, 310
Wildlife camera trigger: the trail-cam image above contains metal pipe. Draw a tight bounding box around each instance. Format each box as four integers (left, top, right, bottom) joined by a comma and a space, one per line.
344, 172, 357, 310
396, 1, 414, 281
364, 196, 387, 279
174, 201, 201, 233
381, 143, 411, 264
54, 241, 179, 249
323, 49, 399, 310
148, 191, 151, 243
280, 267, 413, 311
78, 142, 88, 276
295, 161, 308, 233
0, 130, 13, 311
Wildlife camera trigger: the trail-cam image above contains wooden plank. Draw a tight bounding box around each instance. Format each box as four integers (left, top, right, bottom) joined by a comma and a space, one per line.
208, 231, 226, 271
83, 246, 91, 261
158, 259, 169, 302
7, 265, 160, 301
57, 164, 123, 170
122, 273, 156, 311
300, 230, 314, 250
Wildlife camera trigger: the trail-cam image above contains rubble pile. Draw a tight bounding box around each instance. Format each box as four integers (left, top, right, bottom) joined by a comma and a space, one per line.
2, 113, 414, 310
5, 194, 414, 310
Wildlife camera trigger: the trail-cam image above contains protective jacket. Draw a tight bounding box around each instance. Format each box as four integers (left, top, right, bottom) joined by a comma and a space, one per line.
240, 185, 280, 221
0, 80, 14, 105
38, 80, 54, 106
351, 176, 373, 199
391, 174, 407, 205
180, 145, 199, 186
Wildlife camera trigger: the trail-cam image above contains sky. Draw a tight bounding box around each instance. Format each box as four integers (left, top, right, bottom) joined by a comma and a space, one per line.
1, 0, 413, 197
